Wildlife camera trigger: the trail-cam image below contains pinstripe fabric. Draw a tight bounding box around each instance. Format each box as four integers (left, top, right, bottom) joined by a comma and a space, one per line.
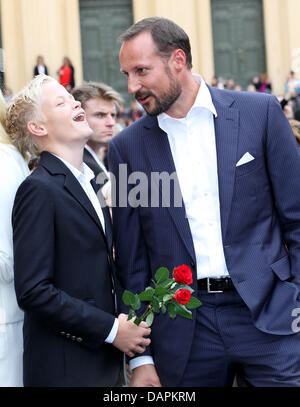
108, 86, 300, 386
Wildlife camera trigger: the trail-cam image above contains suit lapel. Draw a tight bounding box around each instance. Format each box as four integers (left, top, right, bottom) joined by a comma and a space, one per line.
90, 178, 113, 249
83, 147, 105, 178
142, 117, 196, 263
40, 152, 107, 239
63, 172, 107, 239
209, 86, 239, 240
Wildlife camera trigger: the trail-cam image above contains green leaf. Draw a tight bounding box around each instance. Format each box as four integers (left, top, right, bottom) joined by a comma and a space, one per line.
163, 294, 173, 303
185, 297, 202, 310
132, 294, 141, 311
168, 303, 177, 319
160, 278, 175, 288
122, 290, 136, 306
151, 297, 160, 313
174, 302, 192, 319
155, 286, 168, 296
138, 288, 155, 301
128, 309, 136, 321
155, 267, 170, 284
161, 304, 167, 314
146, 312, 154, 326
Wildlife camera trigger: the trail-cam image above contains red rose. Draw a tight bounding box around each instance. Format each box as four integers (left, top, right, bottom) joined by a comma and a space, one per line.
174, 289, 191, 305
173, 264, 193, 285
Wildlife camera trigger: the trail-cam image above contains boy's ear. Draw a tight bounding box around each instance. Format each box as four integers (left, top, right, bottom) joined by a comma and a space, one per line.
27, 121, 47, 137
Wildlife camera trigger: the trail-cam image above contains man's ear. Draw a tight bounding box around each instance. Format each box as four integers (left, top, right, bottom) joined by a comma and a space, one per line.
27, 121, 47, 137
172, 49, 186, 71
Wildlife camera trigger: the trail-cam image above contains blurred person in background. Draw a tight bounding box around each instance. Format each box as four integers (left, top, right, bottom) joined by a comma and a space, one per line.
0, 90, 30, 386
283, 102, 295, 120
225, 78, 235, 90
72, 81, 122, 175
72, 81, 123, 206
284, 71, 300, 102
211, 76, 218, 88
58, 57, 75, 92
33, 55, 48, 77
252, 73, 272, 93
126, 100, 144, 123
289, 119, 300, 148
3, 87, 13, 104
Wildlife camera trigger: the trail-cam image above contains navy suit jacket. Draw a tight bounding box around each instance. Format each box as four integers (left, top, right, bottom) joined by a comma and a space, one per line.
108, 86, 300, 386
13, 152, 122, 386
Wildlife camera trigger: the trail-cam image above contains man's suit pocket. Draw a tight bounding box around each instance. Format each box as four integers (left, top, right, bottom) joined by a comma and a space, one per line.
235, 156, 264, 177
270, 256, 292, 281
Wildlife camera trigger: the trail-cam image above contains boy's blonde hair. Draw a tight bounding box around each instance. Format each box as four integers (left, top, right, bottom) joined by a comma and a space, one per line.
5, 74, 56, 157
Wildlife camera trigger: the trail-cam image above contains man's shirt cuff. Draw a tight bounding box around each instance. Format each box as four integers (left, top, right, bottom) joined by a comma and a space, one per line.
129, 356, 154, 370
105, 318, 119, 343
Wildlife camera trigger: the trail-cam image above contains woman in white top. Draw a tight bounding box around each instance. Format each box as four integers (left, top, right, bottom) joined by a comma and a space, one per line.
0, 90, 30, 386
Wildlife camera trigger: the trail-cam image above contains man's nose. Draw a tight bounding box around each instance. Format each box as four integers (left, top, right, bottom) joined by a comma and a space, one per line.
127, 75, 141, 95
106, 115, 115, 126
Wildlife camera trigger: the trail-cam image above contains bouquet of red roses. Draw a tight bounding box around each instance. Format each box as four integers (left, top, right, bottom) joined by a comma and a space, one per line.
122, 264, 202, 326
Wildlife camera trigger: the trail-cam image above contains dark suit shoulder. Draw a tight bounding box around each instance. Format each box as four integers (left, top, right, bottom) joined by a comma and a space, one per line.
114, 115, 153, 139
209, 85, 275, 109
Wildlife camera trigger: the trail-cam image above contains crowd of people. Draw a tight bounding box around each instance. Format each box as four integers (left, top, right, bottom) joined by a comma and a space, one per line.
1, 16, 300, 388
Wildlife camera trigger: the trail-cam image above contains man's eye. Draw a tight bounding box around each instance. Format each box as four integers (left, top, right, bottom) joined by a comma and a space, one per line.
137, 68, 147, 74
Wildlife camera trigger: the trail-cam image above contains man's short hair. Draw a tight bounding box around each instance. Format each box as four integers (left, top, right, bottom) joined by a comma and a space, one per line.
72, 82, 123, 109
118, 17, 192, 70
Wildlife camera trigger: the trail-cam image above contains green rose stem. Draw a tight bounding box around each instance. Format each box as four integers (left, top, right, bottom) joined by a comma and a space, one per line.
133, 278, 177, 325
134, 304, 153, 326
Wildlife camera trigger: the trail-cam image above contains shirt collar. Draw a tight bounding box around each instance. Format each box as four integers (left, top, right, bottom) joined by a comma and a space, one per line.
157, 74, 217, 126
85, 144, 109, 175
51, 153, 95, 183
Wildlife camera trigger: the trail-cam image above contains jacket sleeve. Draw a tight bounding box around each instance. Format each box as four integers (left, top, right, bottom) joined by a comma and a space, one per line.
108, 138, 153, 357
266, 95, 300, 286
13, 177, 115, 350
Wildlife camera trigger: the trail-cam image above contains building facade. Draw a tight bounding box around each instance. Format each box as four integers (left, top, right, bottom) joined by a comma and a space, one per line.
1, 0, 300, 102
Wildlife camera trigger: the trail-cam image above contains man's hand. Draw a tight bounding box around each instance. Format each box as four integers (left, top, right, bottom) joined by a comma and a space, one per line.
130, 364, 162, 387
113, 313, 151, 357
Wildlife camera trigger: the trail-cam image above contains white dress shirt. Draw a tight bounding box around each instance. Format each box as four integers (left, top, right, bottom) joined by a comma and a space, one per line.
130, 75, 229, 371
37, 64, 46, 75
52, 154, 118, 343
158, 75, 229, 280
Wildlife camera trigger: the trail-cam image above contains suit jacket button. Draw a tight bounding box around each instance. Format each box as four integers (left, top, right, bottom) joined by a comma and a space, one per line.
60, 331, 65, 336
66, 333, 70, 338
76, 337, 83, 343
71, 336, 76, 341
112, 288, 115, 295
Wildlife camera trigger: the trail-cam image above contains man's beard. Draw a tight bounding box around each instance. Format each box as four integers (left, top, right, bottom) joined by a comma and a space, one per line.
135, 69, 182, 116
